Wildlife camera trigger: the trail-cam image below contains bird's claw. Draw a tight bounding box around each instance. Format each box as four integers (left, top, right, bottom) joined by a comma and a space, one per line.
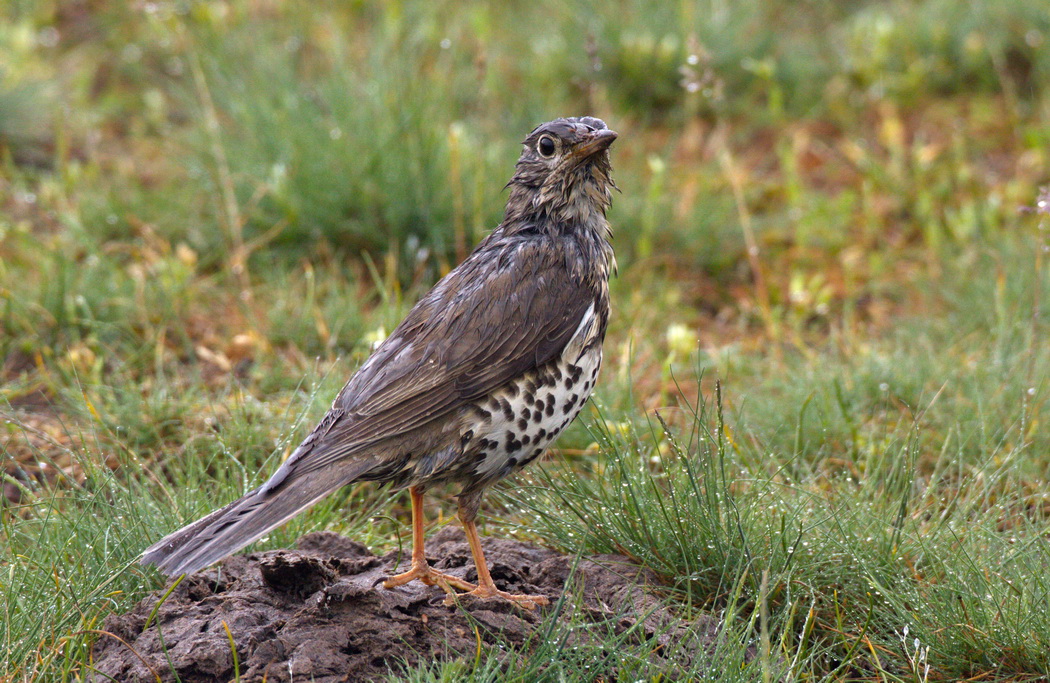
444, 584, 549, 610
383, 562, 477, 594
385, 563, 547, 610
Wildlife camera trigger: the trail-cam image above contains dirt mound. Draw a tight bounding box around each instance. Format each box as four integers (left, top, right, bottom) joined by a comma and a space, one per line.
93, 528, 718, 681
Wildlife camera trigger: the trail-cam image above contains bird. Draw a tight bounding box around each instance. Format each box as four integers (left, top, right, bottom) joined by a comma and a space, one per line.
140, 116, 618, 609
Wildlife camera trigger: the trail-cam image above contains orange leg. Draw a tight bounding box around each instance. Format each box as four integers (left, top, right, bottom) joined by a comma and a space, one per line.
383, 487, 477, 595
452, 506, 549, 610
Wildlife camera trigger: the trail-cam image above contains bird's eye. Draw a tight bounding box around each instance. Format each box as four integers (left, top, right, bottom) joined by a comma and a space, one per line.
537, 135, 556, 158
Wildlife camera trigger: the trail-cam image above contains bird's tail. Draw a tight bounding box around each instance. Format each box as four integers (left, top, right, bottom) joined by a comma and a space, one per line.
140, 459, 372, 577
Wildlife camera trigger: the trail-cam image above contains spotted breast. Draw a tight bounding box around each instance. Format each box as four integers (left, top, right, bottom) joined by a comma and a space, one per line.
462, 300, 604, 487
392, 298, 603, 496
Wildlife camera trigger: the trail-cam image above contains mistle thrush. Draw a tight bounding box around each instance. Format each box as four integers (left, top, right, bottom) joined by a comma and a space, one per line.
141, 117, 618, 608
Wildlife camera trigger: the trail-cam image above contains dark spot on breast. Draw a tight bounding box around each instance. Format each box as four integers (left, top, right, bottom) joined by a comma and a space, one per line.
517, 418, 528, 430
499, 397, 514, 420
537, 428, 547, 439
520, 406, 530, 420
525, 379, 537, 394
525, 391, 535, 406
507, 457, 518, 468
535, 398, 545, 411
522, 435, 531, 446
563, 402, 574, 415
545, 403, 555, 417
532, 409, 542, 422
506, 382, 519, 398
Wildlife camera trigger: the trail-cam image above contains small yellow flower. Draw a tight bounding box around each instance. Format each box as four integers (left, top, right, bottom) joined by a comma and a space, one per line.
665, 323, 696, 358
363, 326, 387, 351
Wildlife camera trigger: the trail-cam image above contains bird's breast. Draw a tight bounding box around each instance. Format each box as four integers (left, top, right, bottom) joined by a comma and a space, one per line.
456, 302, 606, 487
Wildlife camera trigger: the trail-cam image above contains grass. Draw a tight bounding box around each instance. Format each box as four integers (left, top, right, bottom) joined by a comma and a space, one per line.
2, 0, 1049, 680
392, 587, 772, 682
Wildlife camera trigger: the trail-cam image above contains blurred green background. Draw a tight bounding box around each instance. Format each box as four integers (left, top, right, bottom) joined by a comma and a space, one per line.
2, 1, 1050, 680
4, 0, 1047, 265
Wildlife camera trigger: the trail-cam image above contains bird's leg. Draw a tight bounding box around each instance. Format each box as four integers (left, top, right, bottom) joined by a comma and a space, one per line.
383, 486, 477, 595
449, 503, 549, 610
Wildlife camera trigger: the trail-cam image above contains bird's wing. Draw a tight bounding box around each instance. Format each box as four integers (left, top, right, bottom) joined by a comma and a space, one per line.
263, 237, 594, 488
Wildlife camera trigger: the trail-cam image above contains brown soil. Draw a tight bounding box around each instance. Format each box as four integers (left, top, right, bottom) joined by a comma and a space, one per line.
91, 528, 719, 682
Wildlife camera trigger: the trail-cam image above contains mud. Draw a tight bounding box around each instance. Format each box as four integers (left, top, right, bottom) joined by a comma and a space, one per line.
92, 528, 719, 681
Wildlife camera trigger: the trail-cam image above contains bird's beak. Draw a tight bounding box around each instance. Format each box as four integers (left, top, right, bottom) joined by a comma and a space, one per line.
572, 129, 618, 160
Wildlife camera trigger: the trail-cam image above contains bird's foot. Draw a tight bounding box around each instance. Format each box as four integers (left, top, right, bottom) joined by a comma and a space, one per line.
383, 562, 477, 595
444, 583, 550, 610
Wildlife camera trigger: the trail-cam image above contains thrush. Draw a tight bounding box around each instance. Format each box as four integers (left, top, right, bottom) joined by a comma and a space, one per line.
141, 116, 618, 609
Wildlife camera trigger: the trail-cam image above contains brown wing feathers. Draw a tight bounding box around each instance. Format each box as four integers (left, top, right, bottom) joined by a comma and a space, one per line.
263, 239, 593, 483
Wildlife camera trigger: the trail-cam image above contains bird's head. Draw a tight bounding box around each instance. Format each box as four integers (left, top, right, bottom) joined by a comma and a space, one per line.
504, 116, 617, 231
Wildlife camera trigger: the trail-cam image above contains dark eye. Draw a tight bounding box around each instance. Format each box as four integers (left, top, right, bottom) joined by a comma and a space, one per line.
537, 135, 556, 158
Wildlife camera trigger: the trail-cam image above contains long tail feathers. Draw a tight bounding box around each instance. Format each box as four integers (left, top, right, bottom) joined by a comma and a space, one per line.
140, 461, 372, 576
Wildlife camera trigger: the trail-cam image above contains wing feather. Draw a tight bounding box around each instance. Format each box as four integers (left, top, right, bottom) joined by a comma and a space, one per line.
265, 237, 594, 486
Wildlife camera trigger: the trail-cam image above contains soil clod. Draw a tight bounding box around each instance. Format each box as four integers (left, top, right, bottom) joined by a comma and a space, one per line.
93, 528, 717, 681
